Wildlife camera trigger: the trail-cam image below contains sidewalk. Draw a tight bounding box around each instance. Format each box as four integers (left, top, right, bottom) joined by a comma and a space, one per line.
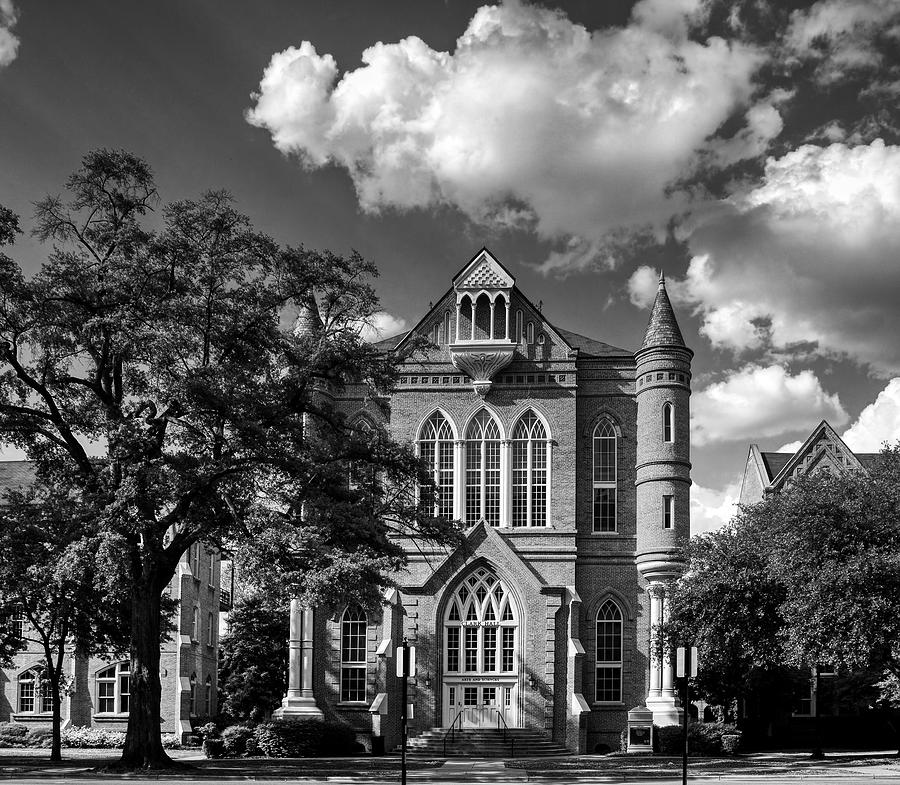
1, 748, 898, 781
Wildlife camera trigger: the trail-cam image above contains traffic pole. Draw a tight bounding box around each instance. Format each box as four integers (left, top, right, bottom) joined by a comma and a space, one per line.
682, 647, 690, 785
400, 638, 408, 785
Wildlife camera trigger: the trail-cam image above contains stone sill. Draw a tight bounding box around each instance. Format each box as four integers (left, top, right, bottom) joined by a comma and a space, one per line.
591, 702, 626, 710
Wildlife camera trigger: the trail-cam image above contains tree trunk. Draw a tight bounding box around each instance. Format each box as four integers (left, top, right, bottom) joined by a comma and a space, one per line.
120, 579, 171, 769
50, 678, 62, 762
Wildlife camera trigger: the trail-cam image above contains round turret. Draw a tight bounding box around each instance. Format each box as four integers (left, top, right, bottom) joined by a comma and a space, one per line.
634, 274, 692, 582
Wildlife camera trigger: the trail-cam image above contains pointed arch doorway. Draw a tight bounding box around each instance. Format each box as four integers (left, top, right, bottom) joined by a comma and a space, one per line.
442, 566, 520, 728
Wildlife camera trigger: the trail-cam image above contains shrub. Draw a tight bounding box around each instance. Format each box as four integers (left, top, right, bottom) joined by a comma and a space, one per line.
203, 738, 225, 758
161, 734, 182, 750
0, 722, 29, 748
222, 724, 257, 758
619, 728, 628, 753
250, 719, 359, 758
653, 722, 742, 756
61, 726, 127, 748
197, 722, 219, 740
721, 732, 742, 755
25, 728, 53, 748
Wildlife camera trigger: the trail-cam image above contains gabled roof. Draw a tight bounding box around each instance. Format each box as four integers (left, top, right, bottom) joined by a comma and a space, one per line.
556, 328, 630, 358
741, 421, 882, 504
640, 274, 688, 352
452, 248, 515, 290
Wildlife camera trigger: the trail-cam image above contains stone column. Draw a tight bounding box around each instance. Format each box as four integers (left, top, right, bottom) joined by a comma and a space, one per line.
500, 439, 512, 527
274, 599, 323, 719
454, 440, 465, 522
644, 582, 682, 726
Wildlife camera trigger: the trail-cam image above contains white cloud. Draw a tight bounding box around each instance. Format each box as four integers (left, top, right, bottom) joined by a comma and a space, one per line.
674, 140, 900, 376
842, 378, 900, 452
776, 440, 803, 453
784, 0, 900, 84
0, 0, 19, 68
691, 364, 848, 446
247, 0, 764, 265
691, 476, 742, 536
359, 311, 408, 343
627, 265, 659, 309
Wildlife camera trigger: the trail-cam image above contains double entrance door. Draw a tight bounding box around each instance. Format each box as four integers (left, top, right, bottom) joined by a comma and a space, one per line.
444, 680, 517, 728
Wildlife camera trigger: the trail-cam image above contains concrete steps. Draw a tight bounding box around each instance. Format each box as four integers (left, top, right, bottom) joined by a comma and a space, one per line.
395, 727, 572, 758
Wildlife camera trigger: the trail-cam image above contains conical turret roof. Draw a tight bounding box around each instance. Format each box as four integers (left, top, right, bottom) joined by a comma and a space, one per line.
640, 273, 686, 350
293, 291, 323, 338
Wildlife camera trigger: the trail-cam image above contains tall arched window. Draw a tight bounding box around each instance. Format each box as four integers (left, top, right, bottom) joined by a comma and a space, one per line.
96, 662, 130, 714
348, 417, 376, 490
593, 420, 617, 532
444, 311, 452, 345
526, 321, 535, 345
340, 605, 367, 702
418, 412, 455, 519
515, 310, 523, 343
595, 600, 623, 702
512, 411, 548, 527
662, 402, 674, 443
465, 410, 501, 526
445, 567, 517, 674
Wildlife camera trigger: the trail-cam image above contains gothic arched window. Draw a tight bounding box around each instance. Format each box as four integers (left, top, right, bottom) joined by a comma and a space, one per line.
662, 402, 674, 443
18, 668, 51, 714
418, 412, 455, 519
593, 420, 617, 532
512, 411, 548, 527
340, 605, 367, 702
445, 567, 517, 674
465, 410, 501, 526
348, 417, 376, 491
595, 600, 623, 702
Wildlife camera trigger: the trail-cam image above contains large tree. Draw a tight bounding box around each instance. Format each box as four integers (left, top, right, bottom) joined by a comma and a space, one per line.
668, 447, 900, 749
0, 476, 132, 761
665, 513, 788, 721
0, 150, 459, 768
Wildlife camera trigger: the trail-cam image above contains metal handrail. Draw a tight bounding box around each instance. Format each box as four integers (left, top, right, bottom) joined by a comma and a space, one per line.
442, 709, 464, 757
494, 710, 515, 758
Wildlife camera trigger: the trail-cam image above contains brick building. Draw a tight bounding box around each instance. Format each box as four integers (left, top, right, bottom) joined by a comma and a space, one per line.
0, 462, 221, 741
274, 248, 693, 754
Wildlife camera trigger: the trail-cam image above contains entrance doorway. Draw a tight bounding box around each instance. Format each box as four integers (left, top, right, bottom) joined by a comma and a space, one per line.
441, 567, 520, 727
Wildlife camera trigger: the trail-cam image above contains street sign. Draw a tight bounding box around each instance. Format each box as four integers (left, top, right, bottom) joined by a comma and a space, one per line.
396, 644, 417, 678
676, 646, 698, 678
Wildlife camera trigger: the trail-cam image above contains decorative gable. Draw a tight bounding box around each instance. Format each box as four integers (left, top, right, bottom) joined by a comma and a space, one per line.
770, 420, 862, 489
453, 249, 515, 291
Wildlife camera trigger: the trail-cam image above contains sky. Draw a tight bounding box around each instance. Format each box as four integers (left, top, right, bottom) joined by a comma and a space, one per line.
2, 0, 900, 534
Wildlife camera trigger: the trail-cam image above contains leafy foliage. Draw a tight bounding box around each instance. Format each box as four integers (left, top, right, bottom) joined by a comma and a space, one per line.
0, 149, 461, 766
667, 446, 900, 720
217, 592, 288, 721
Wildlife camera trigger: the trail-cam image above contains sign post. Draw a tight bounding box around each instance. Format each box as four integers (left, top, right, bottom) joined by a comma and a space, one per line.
396, 639, 416, 785
676, 646, 698, 785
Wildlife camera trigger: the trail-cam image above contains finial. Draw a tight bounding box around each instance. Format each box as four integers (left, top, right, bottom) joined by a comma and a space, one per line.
659, 270, 666, 287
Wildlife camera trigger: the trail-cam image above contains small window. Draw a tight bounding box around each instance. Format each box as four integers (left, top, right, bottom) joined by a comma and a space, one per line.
537, 333, 545, 345
190, 543, 200, 577
189, 673, 197, 715
662, 403, 674, 443
208, 548, 215, 585
663, 495, 674, 529
204, 675, 213, 716
192, 607, 200, 642
96, 663, 130, 715
207, 612, 215, 647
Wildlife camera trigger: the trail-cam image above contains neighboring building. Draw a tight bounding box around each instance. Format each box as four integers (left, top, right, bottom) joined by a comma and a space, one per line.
737, 420, 893, 749
0, 462, 221, 741
274, 248, 693, 754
